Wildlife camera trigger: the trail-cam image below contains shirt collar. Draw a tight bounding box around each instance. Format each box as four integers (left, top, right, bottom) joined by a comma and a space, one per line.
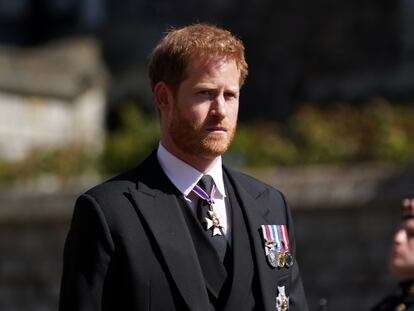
157, 143, 226, 198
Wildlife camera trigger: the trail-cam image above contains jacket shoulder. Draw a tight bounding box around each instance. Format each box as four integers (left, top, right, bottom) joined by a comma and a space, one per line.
225, 167, 286, 201
84, 167, 139, 199
83, 151, 158, 201
71, 164, 148, 232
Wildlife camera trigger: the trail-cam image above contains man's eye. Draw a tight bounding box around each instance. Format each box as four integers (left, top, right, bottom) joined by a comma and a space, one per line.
199, 90, 212, 96
224, 92, 237, 99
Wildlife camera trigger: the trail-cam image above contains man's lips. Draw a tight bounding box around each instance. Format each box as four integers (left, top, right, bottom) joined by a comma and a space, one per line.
206, 126, 227, 132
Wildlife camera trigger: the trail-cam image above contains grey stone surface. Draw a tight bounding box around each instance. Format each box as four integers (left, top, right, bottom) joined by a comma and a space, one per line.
293, 206, 398, 311
246, 163, 414, 209
0, 224, 67, 311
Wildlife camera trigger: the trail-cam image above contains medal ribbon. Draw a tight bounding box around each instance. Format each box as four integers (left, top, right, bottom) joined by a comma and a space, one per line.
279, 225, 290, 253
192, 183, 216, 205
273, 225, 283, 253
261, 225, 283, 252
261, 225, 275, 252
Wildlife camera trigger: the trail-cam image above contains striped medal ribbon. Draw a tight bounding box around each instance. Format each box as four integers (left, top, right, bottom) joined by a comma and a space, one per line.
279, 225, 294, 267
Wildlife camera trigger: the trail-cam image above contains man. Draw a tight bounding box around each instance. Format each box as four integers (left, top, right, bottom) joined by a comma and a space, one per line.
59, 23, 308, 311
372, 198, 414, 311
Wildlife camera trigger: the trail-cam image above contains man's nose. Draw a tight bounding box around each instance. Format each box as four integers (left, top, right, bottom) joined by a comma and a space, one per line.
211, 95, 226, 117
394, 229, 407, 244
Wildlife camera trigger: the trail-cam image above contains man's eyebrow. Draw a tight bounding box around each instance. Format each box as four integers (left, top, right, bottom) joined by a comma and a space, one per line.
226, 88, 240, 93
194, 84, 215, 89
194, 84, 240, 92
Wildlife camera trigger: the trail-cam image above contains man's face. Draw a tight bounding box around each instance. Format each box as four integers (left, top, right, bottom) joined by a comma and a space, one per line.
390, 219, 414, 279
160, 56, 240, 166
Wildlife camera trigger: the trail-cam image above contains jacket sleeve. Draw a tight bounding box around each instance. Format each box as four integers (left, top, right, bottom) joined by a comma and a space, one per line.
59, 194, 114, 311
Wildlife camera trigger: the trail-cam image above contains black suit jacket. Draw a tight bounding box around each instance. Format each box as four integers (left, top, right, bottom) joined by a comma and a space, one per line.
59, 152, 308, 311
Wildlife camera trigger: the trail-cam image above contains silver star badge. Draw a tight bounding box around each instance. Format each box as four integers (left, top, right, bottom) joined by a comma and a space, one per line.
276, 286, 289, 311
205, 210, 223, 236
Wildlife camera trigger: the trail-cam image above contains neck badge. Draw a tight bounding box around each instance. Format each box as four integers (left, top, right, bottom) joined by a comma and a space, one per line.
276, 286, 289, 311
261, 224, 293, 268
192, 183, 224, 236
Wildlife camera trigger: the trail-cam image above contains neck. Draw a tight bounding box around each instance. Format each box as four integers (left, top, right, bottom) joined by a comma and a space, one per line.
160, 140, 220, 173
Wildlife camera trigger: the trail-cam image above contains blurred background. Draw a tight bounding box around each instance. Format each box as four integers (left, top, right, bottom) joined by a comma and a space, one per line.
0, 0, 414, 310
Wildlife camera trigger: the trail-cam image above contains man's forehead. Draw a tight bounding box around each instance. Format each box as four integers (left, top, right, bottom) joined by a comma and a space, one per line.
183, 55, 241, 89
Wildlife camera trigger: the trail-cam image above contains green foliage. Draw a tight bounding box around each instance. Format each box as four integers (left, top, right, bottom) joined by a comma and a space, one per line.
369, 101, 414, 164
0, 98, 413, 185
228, 99, 414, 166
289, 104, 364, 163
0, 145, 96, 186
228, 124, 298, 166
99, 102, 160, 175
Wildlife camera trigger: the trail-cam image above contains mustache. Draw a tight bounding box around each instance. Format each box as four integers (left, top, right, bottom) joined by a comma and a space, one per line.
203, 116, 234, 129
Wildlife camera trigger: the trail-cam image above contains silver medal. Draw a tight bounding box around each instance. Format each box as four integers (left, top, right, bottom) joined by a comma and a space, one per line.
267, 249, 277, 268
276, 286, 289, 311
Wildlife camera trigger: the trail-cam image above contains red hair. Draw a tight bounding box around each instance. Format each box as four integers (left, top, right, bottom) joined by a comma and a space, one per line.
149, 23, 248, 93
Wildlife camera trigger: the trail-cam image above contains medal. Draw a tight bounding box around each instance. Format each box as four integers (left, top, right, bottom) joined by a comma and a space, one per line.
276, 286, 289, 311
284, 252, 294, 268
264, 239, 278, 268
261, 225, 277, 268
262, 224, 294, 269
261, 225, 282, 268
277, 250, 286, 268
279, 225, 294, 268
274, 225, 286, 268
205, 209, 223, 236
192, 183, 224, 236
267, 249, 278, 268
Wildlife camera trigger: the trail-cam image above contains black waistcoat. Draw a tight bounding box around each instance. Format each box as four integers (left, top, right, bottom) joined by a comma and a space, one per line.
178, 171, 258, 311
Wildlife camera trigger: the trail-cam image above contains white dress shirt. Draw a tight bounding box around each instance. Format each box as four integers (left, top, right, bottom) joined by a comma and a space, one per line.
157, 143, 230, 238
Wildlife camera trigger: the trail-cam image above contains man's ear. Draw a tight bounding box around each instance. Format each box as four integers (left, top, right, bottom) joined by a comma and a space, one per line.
154, 82, 173, 112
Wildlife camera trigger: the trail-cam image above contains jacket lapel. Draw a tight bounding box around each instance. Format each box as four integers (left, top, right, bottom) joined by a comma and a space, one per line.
128, 153, 211, 311
221, 175, 255, 310
224, 167, 278, 311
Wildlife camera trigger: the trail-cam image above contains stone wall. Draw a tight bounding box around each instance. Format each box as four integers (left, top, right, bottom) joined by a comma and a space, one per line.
0, 188, 77, 311
294, 206, 398, 311
0, 38, 106, 161
0, 223, 66, 311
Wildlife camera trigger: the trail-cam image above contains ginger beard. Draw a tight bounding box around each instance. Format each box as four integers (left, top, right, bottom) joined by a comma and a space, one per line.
169, 99, 237, 159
